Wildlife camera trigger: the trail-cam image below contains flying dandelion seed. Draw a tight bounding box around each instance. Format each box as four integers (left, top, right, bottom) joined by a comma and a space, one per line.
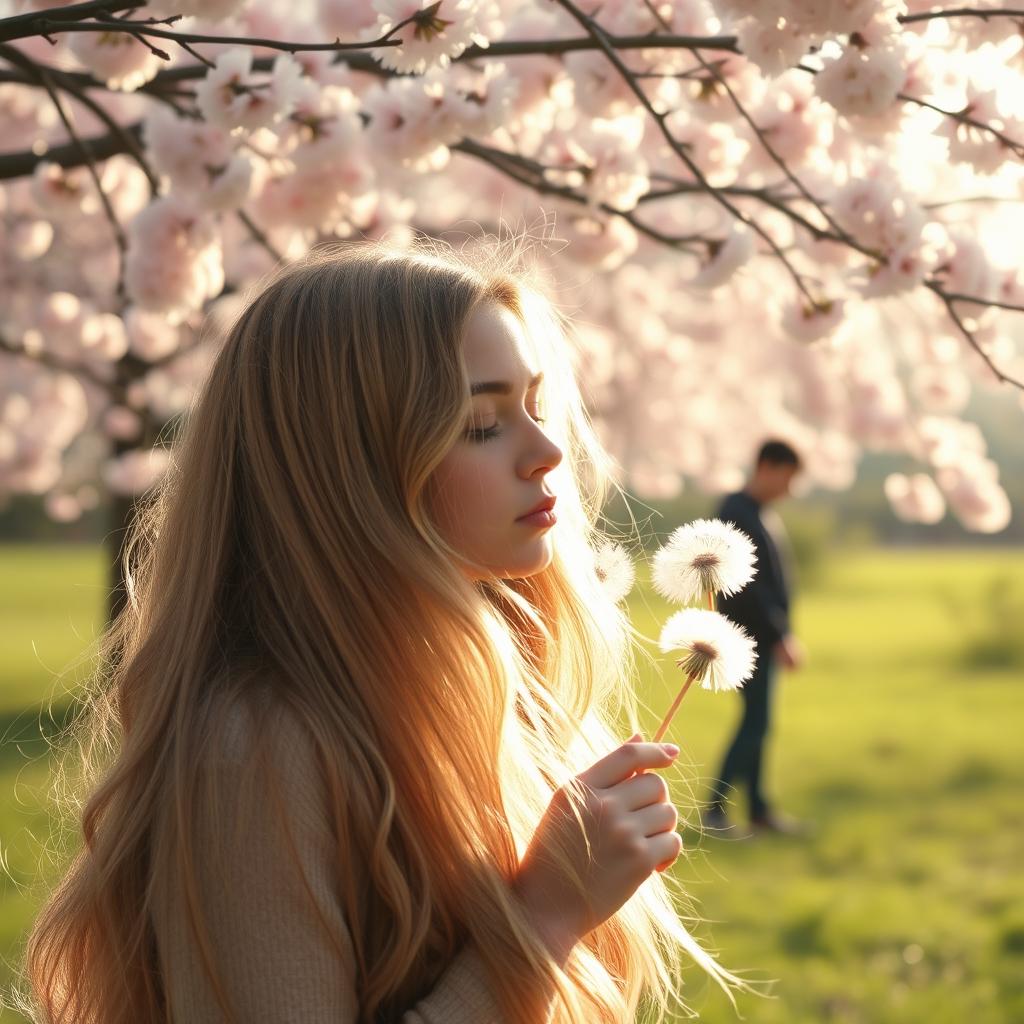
651, 518, 757, 607
594, 540, 635, 604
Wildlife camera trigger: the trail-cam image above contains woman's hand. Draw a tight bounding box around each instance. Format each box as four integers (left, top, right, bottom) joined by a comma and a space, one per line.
512, 733, 681, 962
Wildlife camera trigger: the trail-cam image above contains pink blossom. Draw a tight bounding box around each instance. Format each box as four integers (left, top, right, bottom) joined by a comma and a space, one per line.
0, 364, 88, 495
554, 207, 639, 271
143, 106, 234, 178
363, 73, 463, 170
884, 472, 945, 524
935, 233, 997, 303
745, 76, 827, 172
781, 298, 845, 341
848, 374, 910, 448
195, 49, 298, 133
35, 291, 86, 359
564, 50, 642, 118
831, 174, 925, 252
146, 0, 250, 19
125, 308, 182, 361
936, 461, 1011, 533
858, 243, 932, 297
124, 196, 224, 321
790, 0, 886, 35
444, 61, 520, 136
689, 225, 755, 289
815, 43, 905, 119
254, 156, 375, 231
68, 29, 161, 92
102, 447, 171, 497
910, 364, 971, 414
373, 0, 493, 74
143, 106, 251, 210
10, 219, 53, 260
31, 163, 91, 215
103, 405, 143, 441
80, 312, 129, 362
938, 86, 1022, 175
736, 18, 814, 78
44, 492, 82, 523
317, 0, 380, 37
544, 118, 649, 211
915, 415, 986, 467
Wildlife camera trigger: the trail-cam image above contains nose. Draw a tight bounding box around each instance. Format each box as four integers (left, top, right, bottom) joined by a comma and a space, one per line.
520, 421, 563, 479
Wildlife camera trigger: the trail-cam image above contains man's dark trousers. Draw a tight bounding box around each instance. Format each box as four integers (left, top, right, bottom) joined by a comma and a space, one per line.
709, 643, 776, 820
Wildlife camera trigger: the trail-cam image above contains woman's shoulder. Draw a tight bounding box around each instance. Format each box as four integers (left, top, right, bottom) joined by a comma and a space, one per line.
203, 683, 337, 848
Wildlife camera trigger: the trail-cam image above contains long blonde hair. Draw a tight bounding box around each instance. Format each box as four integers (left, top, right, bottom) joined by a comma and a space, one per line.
10, 236, 751, 1023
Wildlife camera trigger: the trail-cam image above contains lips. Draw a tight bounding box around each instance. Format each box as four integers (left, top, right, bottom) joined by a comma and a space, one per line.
518, 495, 556, 520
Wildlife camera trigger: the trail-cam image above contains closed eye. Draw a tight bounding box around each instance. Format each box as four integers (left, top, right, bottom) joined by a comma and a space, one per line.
466, 411, 546, 443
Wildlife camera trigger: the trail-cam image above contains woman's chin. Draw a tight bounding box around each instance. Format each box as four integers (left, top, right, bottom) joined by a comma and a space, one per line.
500, 537, 554, 579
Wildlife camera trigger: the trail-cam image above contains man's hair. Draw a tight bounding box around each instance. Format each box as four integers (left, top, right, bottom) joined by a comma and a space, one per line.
756, 439, 801, 468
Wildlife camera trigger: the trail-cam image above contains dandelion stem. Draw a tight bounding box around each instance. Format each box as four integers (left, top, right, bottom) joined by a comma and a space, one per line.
653, 672, 697, 743
706, 589, 715, 611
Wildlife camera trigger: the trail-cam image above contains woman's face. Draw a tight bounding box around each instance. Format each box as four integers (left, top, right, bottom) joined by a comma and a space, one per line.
428, 301, 564, 580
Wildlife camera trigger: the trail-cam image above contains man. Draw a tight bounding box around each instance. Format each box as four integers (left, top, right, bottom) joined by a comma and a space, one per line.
703, 439, 807, 836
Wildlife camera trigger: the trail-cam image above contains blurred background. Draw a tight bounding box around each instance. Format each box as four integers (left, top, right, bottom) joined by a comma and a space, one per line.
2, 405, 1021, 1023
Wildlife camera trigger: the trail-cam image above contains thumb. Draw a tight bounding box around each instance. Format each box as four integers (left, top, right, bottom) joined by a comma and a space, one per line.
627, 731, 643, 743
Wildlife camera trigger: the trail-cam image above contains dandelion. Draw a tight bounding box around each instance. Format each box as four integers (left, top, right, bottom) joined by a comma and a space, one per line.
594, 540, 635, 604
653, 608, 757, 743
651, 518, 756, 610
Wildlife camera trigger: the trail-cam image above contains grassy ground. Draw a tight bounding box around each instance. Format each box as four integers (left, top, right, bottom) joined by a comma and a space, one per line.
1, 544, 1022, 1022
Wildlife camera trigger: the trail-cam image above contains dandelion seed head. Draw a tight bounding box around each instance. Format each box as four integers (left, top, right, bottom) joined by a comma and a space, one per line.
659, 607, 757, 692
651, 517, 757, 604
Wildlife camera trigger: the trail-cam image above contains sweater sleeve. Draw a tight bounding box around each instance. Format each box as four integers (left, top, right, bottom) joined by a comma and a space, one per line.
150, 702, 506, 1023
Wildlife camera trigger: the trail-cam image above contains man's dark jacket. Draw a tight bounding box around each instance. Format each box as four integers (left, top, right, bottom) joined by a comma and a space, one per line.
715, 490, 790, 649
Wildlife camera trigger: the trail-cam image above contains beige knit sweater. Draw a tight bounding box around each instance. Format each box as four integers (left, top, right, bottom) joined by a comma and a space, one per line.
150, 699, 550, 1022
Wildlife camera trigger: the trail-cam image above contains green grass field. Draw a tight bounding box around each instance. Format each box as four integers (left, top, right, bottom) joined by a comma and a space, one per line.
2, 544, 1022, 1022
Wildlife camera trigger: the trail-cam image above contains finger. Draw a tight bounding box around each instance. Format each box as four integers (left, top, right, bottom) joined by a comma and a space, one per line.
614, 771, 670, 811
582, 741, 679, 791
646, 830, 683, 870
634, 802, 678, 838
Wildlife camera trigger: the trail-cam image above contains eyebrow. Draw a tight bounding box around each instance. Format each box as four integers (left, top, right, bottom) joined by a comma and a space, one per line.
470, 372, 543, 397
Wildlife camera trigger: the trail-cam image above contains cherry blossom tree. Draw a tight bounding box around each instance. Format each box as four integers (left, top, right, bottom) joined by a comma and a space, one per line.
1, 0, 1023, 621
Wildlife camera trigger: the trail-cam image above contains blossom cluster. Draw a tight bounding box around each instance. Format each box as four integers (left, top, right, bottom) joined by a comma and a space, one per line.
0, 0, 1021, 533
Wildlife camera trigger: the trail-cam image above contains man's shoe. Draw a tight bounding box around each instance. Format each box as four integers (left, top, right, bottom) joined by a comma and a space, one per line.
700, 807, 751, 838
749, 811, 811, 837
701, 807, 730, 832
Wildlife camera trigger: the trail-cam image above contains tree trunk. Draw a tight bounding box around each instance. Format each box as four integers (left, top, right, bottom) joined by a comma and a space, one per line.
104, 488, 139, 629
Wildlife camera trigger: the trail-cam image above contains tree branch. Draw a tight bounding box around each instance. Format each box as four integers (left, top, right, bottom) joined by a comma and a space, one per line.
0, 331, 116, 393
898, 6, 1024, 25
898, 90, 1024, 159
925, 280, 1024, 388
0, 0, 139, 44
686, 45, 879, 261
551, 0, 821, 307
0, 41, 129, 299
0, 56, 159, 195
452, 138, 703, 253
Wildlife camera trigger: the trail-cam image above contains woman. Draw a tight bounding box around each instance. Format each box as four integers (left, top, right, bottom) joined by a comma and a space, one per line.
14, 237, 749, 1023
